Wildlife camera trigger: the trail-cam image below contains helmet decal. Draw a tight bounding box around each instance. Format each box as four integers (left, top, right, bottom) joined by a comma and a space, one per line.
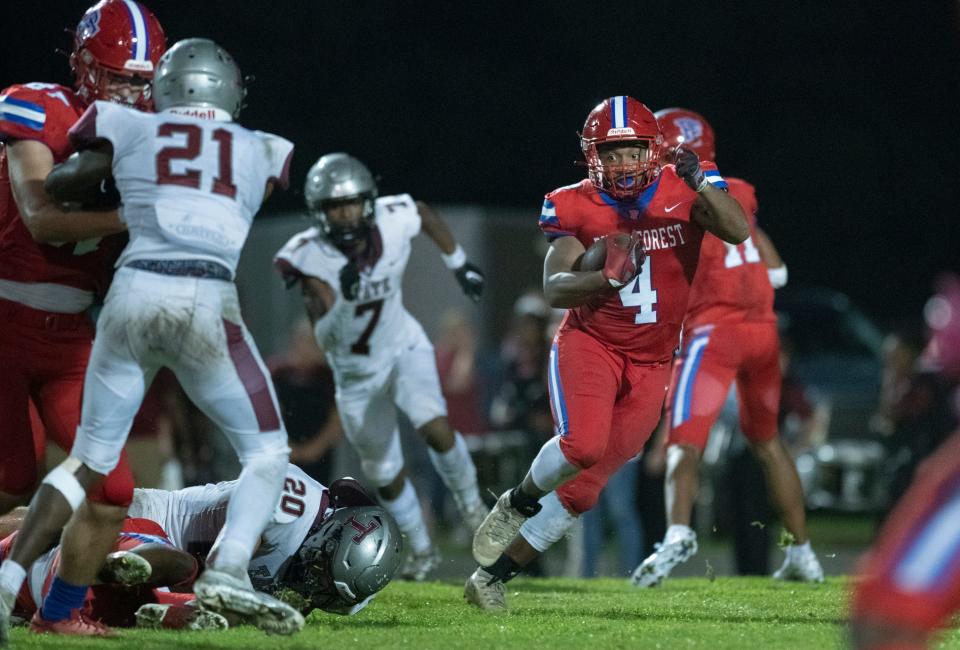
348, 516, 380, 544
76, 8, 101, 40
673, 117, 704, 145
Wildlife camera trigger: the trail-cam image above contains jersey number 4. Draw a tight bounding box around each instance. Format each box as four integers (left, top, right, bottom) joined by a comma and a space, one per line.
618, 257, 658, 324
155, 123, 237, 199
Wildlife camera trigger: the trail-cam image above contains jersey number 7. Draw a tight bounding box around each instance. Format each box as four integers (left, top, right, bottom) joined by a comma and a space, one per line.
155, 123, 237, 199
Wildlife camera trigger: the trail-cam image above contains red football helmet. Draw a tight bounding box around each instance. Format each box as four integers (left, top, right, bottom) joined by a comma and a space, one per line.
654, 107, 716, 162
70, 0, 166, 110
580, 96, 663, 200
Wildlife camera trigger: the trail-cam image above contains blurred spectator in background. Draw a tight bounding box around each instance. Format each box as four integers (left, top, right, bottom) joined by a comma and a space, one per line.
489, 291, 554, 453
268, 319, 342, 486
870, 324, 957, 523
435, 309, 488, 436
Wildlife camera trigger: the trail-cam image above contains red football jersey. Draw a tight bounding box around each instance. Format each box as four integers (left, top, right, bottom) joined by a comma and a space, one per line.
683, 177, 775, 329
0, 83, 122, 304
540, 164, 725, 364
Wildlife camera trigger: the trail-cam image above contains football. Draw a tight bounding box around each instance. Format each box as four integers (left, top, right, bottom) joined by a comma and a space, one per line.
573, 233, 632, 272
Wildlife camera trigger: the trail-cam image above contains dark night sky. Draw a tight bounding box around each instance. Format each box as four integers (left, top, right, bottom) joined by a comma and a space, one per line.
3, 1, 958, 323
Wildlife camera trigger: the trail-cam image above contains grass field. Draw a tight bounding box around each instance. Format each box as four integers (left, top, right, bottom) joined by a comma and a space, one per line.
7, 577, 960, 649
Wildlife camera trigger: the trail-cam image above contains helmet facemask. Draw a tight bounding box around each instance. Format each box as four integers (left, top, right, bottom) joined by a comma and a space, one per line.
71, 50, 153, 110
583, 138, 661, 201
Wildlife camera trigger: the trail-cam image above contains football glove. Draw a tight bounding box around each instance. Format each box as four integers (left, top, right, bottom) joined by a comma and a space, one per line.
674, 146, 709, 193
454, 261, 485, 303
339, 261, 361, 301
602, 232, 645, 288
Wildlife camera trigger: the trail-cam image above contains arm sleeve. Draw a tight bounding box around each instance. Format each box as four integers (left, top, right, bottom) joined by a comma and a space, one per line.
392, 194, 420, 239
0, 88, 50, 143
538, 196, 575, 241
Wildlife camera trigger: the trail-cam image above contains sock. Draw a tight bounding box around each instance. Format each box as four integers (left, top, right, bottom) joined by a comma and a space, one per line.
0, 561, 26, 605
665, 524, 695, 545
509, 487, 542, 518
529, 436, 579, 493
518, 491, 577, 552
40, 576, 88, 622
210, 451, 287, 572
381, 479, 431, 555
483, 554, 523, 584
427, 432, 481, 511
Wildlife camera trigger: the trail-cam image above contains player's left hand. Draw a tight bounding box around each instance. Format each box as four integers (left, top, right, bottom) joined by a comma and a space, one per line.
454, 261, 485, 303
673, 146, 708, 193
340, 261, 361, 301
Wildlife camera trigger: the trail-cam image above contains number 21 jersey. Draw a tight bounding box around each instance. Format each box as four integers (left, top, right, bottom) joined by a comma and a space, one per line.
69, 101, 294, 275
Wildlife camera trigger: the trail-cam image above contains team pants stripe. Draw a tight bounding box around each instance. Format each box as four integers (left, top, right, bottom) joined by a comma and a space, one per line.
672, 333, 710, 428
893, 479, 960, 591
223, 319, 281, 432
548, 342, 569, 436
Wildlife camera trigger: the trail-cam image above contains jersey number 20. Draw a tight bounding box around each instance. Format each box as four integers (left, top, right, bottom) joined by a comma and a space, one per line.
155, 123, 237, 199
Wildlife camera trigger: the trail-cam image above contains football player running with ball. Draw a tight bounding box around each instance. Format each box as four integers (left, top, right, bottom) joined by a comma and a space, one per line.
466, 96, 749, 610
630, 108, 823, 588
275, 154, 488, 581
1, 38, 303, 639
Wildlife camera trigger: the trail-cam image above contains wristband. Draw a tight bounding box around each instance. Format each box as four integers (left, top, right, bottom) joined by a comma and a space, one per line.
768, 265, 788, 288
442, 244, 467, 269
694, 176, 709, 193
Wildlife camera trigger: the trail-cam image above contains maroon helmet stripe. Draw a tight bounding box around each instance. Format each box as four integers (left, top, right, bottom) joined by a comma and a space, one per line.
222, 318, 281, 431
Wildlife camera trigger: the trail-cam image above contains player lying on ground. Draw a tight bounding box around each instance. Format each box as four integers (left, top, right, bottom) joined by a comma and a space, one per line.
275, 153, 488, 580
1, 464, 402, 631
465, 96, 748, 610
630, 107, 822, 588
0, 38, 301, 641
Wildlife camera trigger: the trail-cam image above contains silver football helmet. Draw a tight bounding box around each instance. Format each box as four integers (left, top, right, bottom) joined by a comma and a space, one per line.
281, 502, 403, 614
304, 153, 378, 249
152, 38, 245, 118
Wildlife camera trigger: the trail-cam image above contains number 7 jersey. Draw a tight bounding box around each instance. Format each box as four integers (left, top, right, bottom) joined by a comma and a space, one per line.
274, 195, 430, 379
69, 101, 294, 275
540, 164, 725, 364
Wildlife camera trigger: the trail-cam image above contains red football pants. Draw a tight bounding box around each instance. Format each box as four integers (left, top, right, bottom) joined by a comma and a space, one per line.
0, 299, 134, 506
548, 327, 670, 514
667, 320, 781, 450
852, 432, 960, 634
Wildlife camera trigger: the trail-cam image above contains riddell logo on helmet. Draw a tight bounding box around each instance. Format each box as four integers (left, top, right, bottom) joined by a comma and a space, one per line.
123, 60, 154, 73
606, 127, 636, 137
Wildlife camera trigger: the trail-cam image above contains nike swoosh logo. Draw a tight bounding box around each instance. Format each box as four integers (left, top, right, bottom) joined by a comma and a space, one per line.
664, 202, 683, 213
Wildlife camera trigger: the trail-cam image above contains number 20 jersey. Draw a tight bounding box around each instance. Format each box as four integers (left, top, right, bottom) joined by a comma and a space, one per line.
69, 101, 294, 275
539, 164, 726, 364
274, 195, 431, 379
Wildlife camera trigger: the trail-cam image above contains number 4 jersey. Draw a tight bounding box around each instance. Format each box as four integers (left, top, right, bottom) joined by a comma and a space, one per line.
539, 164, 725, 364
68, 101, 294, 275
274, 195, 432, 379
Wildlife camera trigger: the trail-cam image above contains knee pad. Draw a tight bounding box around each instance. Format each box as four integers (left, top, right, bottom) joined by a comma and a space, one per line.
71, 425, 126, 476
519, 492, 578, 553
530, 436, 580, 493
41, 457, 87, 512
361, 457, 405, 489
233, 431, 290, 467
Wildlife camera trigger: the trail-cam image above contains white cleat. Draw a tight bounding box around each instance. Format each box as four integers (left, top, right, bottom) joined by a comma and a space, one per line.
773, 543, 825, 583
461, 501, 491, 534
464, 568, 506, 612
630, 529, 699, 588
398, 547, 441, 582
472, 490, 527, 566
135, 603, 229, 631
194, 568, 304, 635
99, 551, 152, 586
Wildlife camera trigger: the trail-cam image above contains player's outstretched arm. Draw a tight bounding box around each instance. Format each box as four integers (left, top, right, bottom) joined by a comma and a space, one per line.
301, 275, 345, 344
542, 236, 611, 308
7, 140, 124, 243
417, 201, 485, 302
754, 227, 788, 288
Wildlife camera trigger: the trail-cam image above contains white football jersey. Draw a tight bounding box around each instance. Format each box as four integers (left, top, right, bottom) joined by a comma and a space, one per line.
128, 464, 331, 590
275, 194, 430, 379
70, 102, 294, 274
